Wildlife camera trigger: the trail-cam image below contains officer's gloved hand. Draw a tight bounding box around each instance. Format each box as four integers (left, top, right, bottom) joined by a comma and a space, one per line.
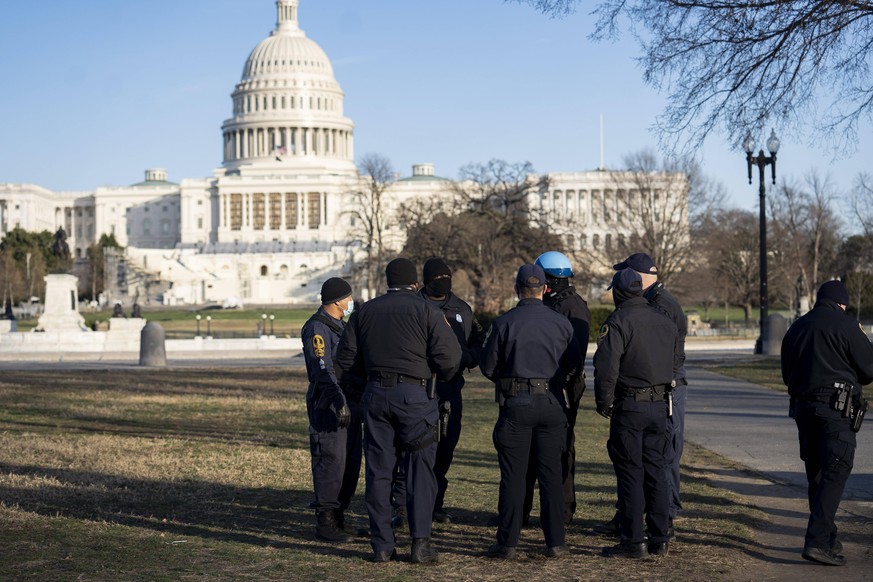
336, 404, 351, 430
597, 405, 613, 419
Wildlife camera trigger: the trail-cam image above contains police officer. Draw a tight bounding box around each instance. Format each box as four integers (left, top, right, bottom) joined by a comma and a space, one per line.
595, 268, 677, 558
520, 251, 590, 525
781, 280, 873, 566
302, 277, 360, 543
335, 258, 461, 564
392, 257, 486, 524
480, 264, 582, 559
596, 252, 687, 537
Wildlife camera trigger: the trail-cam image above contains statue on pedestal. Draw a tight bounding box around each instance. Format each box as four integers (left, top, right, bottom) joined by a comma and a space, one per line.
51, 227, 72, 272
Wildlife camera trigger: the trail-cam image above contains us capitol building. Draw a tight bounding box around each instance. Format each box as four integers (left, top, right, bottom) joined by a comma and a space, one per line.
0, 0, 687, 306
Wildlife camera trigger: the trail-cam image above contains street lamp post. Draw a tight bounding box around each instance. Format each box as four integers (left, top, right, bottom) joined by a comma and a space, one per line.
743, 129, 780, 354
206, 315, 212, 338
195, 313, 201, 338
261, 313, 267, 337
269, 314, 275, 336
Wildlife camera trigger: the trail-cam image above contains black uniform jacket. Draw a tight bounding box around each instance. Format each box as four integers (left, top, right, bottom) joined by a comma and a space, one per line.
781, 298, 873, 398
301, 307, 345, 410
544, 285, 591, 398
479, 298, 582, 387
594, 296, 678, 411
335, 288, 461, 382
419, 289, 487, 374
645, 282, 687, 382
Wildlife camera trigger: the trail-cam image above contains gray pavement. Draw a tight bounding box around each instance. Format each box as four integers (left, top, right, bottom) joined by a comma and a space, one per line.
685, 367, 873, 505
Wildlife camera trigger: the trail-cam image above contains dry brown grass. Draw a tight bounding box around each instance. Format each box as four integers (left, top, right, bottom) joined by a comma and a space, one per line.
0, 368, 767, 581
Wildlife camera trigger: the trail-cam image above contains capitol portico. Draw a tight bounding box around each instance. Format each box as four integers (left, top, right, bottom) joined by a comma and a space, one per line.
0, 0, 687, 306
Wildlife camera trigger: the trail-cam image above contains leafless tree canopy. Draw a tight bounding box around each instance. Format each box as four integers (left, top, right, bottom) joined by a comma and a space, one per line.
346, 153, 396, 297
768, 173, 842, 308
510, 0, 873, 151
400, 159, 562, 313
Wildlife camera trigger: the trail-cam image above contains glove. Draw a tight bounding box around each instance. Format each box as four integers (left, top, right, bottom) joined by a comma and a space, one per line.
336, 404, 351, 430
597, 405, 613, 419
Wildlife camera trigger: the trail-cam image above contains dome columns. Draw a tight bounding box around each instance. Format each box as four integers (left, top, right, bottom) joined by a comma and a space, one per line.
222, 125, 353, 163
277, 0, 299, 32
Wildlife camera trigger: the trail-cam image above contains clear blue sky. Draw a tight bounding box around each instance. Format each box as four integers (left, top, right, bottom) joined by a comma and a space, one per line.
1, 0, 869, 214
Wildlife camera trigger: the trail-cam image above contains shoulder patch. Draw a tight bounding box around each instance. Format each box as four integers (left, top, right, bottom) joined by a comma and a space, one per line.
598, 324, 609, 344
312, 334, 326, 357
860, 322, 867, 335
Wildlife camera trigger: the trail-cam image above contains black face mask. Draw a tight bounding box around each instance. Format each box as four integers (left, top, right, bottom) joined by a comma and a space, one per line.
612, 288, 640, 307
426, 278, 452, 297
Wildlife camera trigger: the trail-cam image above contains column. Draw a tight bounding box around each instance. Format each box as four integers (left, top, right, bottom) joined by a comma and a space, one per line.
305, 128, 312, 156
321, 192, 327, 226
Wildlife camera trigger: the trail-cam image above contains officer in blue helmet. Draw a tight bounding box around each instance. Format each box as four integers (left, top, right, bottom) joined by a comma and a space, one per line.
519, 251, 591, 526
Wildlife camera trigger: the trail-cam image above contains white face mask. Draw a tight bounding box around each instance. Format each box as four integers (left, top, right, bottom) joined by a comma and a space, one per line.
342, 299, 355, 317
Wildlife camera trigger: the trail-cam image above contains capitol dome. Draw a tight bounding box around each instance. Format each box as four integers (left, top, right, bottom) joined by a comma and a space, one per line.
220, 0, 355, 174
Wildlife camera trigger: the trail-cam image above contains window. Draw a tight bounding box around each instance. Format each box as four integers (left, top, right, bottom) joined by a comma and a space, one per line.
308, 193, 320, 229
260, 265, 269, 277
252, 193, 265, 230
143, 219, 151, 235
269, 193, 282, 229
162, 205, 168, 212
279, 264, 289, 278
197, 217, 203, 229
285, 193, 298, 229
230, 194, 242, 230
161, 219, 171, 234
592, 234, 600, 249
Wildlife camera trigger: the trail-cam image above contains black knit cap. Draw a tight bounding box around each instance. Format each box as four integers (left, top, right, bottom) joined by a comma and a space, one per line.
320, 277, 352, 304
423, 257, 452, 284
386, 257, 417, 287
816, 280, 850, 306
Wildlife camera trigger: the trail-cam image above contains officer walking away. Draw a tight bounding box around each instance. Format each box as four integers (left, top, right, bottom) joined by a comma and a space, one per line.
392, 257, 486, 525
481, 264, 582, 559
335, 258, 461, 564
519, 251, 590, 526
595, 268, 677, 558
596, 252, 687, 539
781, 280, 873, 566
302, 277, 360, 543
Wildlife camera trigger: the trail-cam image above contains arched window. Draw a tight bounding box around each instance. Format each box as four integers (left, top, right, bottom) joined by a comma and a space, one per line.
260, 265, 269, 277
279, 265, 289, 278
592, 234, 600, 249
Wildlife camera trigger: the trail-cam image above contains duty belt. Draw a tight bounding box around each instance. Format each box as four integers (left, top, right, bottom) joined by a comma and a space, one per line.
500, 378, 549, 395
620, 384, 670, 402
368, 372, 427, 387
802, 382, 851, 403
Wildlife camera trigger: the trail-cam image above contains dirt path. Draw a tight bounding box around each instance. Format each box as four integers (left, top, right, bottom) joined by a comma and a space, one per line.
694, 459, 873, 580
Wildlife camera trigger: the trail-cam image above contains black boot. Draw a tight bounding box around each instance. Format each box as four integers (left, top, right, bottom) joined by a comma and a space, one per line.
411, 537, 438, 564
316, 510, 351, 543
334, 508, 369, 537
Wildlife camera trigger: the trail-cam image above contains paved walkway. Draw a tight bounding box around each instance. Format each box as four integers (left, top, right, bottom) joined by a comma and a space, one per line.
685, 366, 873, 578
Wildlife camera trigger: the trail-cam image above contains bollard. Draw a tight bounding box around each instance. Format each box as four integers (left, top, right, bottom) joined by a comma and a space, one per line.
762, 313, 788, 356
139, 321, 167, 367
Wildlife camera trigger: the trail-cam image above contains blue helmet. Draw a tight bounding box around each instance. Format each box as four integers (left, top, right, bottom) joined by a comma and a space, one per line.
535, 251, 573, 278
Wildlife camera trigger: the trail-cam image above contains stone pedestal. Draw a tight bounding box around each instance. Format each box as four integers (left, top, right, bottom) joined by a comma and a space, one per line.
36, 274, 88, 332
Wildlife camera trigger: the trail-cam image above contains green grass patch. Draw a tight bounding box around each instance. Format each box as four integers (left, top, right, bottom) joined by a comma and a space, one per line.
0, 368, 766, 580
706, 357, 785, 391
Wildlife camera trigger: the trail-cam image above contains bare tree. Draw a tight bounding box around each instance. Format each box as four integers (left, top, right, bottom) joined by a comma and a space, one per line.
345, 153, 395, 298
697, 208, 760, 324
851, 172, 873, 243
564, 150, 701, 285
401, 159, 562, 313
769, 173, 842, 309
510, 0, 873, 151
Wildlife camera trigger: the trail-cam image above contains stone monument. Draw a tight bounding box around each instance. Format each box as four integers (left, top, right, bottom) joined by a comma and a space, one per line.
35, 227, 88, 332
